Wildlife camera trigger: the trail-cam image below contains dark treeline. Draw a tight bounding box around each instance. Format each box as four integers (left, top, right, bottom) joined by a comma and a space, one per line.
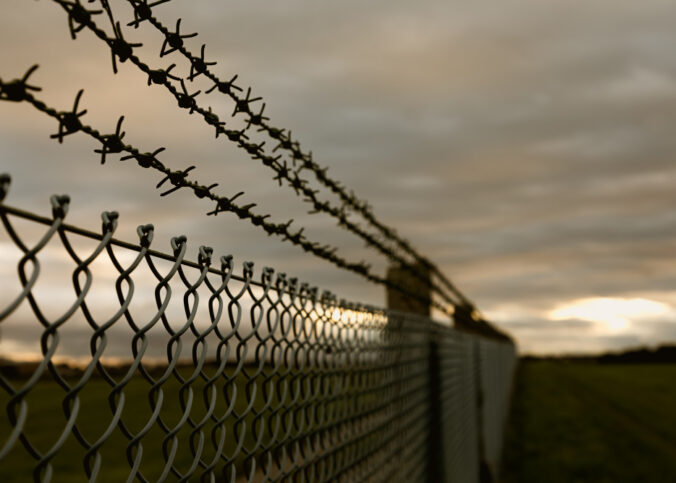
597, 344, 676, 364
522, 344, 676, 364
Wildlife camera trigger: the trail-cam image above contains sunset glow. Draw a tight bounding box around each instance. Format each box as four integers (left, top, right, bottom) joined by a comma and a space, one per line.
549, 297, 671, 331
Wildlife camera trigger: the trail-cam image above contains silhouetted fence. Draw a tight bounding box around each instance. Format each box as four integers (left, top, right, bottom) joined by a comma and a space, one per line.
0, 185, 516, 482
1, 0, 487, 321
0, 1, 516, 480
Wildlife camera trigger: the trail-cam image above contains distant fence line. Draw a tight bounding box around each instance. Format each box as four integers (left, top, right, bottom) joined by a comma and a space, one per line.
0, 184, 516, 482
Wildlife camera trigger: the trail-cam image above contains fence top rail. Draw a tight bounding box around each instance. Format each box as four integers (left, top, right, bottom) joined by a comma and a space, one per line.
0, 183, 393, 316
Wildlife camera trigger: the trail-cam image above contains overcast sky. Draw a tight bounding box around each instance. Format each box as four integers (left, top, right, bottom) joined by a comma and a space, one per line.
1, 0, 675, 355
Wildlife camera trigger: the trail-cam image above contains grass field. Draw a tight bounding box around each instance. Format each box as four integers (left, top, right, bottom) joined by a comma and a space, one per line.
0, 366, 377, 482
501, 361, 676, 483
0, 370, 286, 482
5, 361, 675, 482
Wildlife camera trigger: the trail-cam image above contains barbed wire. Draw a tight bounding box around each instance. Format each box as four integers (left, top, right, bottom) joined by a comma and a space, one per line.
0, 173, 364, 305
0, 68, 454, 319
85, 0, 462, 310
115, 0, 475, 308
44, 0, 472, 313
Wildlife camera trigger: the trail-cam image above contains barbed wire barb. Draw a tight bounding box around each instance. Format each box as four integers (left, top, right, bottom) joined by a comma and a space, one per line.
0, 64, 41, 102
189, 44, 217, 81
109, 21, 143, 74
61, 0, 103, 39
127, 0, 170, 28
147, 63, 179, 85
50, 88, 87, 143
160, 18, 197, 57
94, 115, 126, 164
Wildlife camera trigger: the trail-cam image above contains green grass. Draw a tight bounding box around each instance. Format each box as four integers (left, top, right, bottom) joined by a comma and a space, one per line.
0, 368, 298, 482
0, 365, 373, 482
502, 361, 676, 483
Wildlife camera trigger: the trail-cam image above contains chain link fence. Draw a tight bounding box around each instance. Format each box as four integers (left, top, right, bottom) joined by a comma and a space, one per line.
0, 181, 516, 482
1, 3, 518, 481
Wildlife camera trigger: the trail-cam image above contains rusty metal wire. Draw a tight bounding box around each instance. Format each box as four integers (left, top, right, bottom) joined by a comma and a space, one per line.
0, 66, 462, 321
42, 0, 472, 316
0, 176, 516, 482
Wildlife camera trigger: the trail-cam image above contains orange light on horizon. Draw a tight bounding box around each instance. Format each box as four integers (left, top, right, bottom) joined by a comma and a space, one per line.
548, 297, 671, 331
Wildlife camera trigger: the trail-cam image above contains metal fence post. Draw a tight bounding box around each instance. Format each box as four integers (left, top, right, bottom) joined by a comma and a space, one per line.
386, 263, 432, 317
474, 339, 493, 483
427, 335, 445, 482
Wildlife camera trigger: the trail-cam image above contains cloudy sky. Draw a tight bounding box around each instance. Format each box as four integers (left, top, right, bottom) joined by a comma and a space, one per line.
1, 0, 675, 355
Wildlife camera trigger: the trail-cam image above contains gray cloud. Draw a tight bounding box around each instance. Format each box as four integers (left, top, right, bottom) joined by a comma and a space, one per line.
1, 0, 675, 354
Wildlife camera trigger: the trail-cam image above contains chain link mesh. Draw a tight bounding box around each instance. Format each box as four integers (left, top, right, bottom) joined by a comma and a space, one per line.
0, 183, 515, 482
1, 2, 517, 480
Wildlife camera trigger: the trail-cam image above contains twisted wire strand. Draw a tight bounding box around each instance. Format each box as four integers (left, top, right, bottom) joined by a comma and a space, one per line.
116, 0, 474, 308
0, 69, 456, 320
45, 0, 467, 313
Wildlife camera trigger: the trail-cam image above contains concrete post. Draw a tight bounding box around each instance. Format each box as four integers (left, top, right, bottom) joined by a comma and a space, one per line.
386, 263, 432, 316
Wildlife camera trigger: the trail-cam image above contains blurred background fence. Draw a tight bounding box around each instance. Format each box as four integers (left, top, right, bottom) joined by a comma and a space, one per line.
0, 186, 516, 482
